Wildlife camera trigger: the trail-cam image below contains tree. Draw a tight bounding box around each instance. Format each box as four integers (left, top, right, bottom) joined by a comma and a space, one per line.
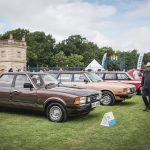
67, 54, 84, 67
27, 31, 55, 67
53, 51, 68, 67
55, 35, 88, 56
143, 52, 150, 66
1, 28, 150, 70
0, 28, 30, 40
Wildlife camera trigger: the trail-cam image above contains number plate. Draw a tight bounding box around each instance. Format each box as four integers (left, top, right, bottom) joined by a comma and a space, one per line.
91, 101, 100, 108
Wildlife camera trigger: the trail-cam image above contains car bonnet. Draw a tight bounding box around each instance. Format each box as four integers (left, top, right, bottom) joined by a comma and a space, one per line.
47, 86, 100, 97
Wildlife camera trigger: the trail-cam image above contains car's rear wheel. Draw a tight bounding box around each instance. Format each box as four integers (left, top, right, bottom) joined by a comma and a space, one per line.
47, 102, 67, 122
100, 91, 115, 106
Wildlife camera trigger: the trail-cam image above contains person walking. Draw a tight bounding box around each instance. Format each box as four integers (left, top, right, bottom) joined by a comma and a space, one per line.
141, 62, 150, 112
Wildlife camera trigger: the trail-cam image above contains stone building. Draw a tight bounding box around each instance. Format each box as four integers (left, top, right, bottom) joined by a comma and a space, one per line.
0, 34, 27, 72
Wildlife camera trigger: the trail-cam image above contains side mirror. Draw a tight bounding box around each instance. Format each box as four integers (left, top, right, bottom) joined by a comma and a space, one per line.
24, 83, 33, 89
84, 79, 89, 83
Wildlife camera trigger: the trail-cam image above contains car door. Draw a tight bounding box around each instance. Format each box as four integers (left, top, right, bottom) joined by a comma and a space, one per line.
0, 74, 14, 105
11, 74, 38, 108
72, 73, 92, 89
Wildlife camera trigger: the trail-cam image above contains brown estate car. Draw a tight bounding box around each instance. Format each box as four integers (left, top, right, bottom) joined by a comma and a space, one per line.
0, 72, 101, 122
49, 71, 136, 106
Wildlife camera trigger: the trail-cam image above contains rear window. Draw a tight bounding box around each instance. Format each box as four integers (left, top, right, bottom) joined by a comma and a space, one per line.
117, 73, 130, 80
0, 74, 14, 87
105, 73, 116, 80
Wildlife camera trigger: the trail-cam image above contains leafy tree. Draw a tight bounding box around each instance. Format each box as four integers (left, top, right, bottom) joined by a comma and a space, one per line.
116, 49, 138, 70
1, 28, 150, 70
67, 54, 84, 67
57, 35, 88, 56
82, 42, 101, 66
55, 35, 102, 66
0, 28, 30, 40
27, 31, 55, 67
143, 52, 150, 66
107, 63, 120, 71
53, 51, 68, 67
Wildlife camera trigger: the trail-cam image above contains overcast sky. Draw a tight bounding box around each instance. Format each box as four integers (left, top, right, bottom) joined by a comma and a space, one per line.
0, 0, 150, 52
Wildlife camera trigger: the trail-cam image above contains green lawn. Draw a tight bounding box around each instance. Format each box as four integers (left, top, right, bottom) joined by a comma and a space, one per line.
0, 96, 150, 150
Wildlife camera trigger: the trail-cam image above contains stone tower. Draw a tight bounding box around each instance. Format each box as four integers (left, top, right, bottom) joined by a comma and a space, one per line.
0, 34, 27, 72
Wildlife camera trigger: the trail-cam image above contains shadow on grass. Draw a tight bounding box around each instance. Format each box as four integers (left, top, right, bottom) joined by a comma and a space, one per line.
0, 106, 98, 122
67, 112, 99, 122
115, 101, 136, 106
0, 107, 45, 118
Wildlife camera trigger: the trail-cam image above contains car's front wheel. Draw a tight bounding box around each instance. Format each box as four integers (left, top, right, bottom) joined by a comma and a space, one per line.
47, 102, 67, 122
100, 91, 115, 106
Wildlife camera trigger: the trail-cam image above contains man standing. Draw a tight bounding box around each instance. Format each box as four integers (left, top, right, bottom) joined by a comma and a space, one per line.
141, 62, 150, 112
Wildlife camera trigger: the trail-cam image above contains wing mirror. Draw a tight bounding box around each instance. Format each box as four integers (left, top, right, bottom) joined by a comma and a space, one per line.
24, 83, 33, 89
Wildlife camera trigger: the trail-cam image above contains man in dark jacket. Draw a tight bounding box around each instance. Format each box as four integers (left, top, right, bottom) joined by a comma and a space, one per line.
141, 62, 150, 112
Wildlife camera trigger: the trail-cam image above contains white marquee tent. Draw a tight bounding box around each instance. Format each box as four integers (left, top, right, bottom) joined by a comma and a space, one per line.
85, 59, 104, 71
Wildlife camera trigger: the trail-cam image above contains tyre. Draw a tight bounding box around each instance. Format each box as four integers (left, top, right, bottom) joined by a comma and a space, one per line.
137, 89, 141, 95
100, 91, 115, 106
47, 102, 67, 122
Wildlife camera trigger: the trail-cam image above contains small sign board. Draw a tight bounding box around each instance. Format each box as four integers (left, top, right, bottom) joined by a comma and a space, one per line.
100, 112, 116, 127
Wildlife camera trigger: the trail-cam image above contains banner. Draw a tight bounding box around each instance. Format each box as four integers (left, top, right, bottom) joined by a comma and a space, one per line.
101, 53, 107, 69
100, 112, 116, 127
137, 52, 144, 70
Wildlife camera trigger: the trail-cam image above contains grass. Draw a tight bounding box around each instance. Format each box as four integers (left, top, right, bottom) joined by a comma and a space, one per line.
0, 96, 150, 150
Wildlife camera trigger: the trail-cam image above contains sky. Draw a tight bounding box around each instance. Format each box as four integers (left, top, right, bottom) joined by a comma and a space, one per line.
0, 0, 150, 53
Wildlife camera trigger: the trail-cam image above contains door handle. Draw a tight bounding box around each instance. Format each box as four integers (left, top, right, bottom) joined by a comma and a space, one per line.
12, 90, 21, 94
73, 85, 77, 86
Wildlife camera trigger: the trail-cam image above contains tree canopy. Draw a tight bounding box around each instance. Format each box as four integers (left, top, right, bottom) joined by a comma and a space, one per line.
0, 28, 149, 70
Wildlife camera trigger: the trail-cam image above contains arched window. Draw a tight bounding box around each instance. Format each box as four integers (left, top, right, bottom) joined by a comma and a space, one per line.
17, 51, 21, 58
1, 50, 6, 57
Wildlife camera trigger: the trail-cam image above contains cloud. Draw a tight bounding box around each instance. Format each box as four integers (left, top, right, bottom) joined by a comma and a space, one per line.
0, 23, 4, 30
0, 0, 149, 53
121, 27, 150, 52
0, 0, 116, 39
126, 1, 150, 18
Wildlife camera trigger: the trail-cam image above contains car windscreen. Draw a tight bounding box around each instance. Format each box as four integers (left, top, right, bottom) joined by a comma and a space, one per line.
86, 73, 103, 82
29, 74, 59, 87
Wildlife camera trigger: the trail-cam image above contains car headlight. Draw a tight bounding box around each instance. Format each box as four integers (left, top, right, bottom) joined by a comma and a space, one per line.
80, 97, 87, 104
127, 88, 130, 93
123, 88, 130, 93
74, 97, 87, 105
87, 97, 91, 102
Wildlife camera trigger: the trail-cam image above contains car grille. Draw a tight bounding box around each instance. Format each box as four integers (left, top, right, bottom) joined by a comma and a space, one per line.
129, 87, 136, 93
90, 94, 98, 103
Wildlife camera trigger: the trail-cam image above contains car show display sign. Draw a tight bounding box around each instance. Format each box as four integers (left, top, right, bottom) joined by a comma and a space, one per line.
137, 52, 144, 70
100, 112, 116, 126
101, 53, 107, 70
